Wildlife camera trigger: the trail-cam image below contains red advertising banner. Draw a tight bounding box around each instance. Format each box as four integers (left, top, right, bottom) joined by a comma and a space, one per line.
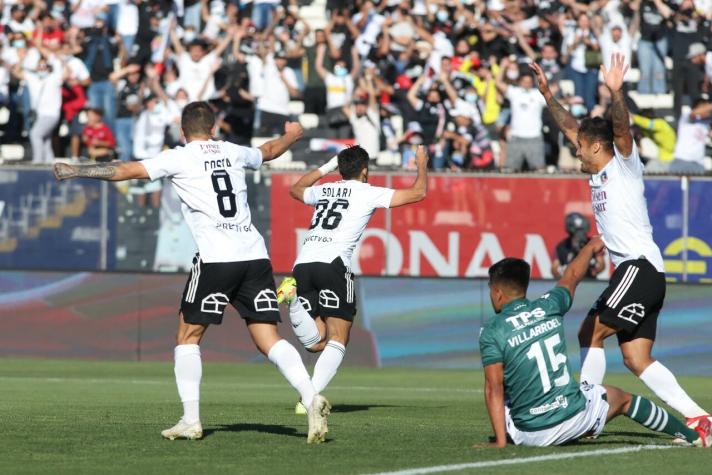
270, 174, 595, 278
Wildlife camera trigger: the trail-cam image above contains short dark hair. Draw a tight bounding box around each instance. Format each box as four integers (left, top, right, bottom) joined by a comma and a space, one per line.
578, 117, 614, 154
338, 145, 370, 180
181, 101, 215, 138
488, 258, 530, 295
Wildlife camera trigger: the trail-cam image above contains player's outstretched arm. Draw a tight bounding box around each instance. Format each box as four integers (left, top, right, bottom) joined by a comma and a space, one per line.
602, 53, 633, 157
529, 62, 580, 146
390, 146, 428, 208
54, 161, 149, 182
259, 122, 304, 162
557, 235, 605, 300
289, 156, 338, 203
483, 363, 508, 448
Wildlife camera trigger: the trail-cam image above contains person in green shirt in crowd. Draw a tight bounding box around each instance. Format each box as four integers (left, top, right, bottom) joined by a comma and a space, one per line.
479, 236, 710, 448
631, 109, 676, 168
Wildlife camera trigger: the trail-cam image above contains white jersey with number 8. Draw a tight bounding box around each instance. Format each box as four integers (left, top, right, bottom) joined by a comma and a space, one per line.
294, 180, 395, 268
142, 140, 268, 263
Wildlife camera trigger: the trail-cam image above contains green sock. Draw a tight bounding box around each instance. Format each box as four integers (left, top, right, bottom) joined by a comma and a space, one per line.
626, 395, 699, 443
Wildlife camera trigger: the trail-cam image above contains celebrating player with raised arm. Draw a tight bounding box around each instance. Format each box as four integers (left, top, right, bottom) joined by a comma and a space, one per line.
54, 102, 331, 444
479, 238, 710, 448
529, 54, 711, 434
275, 145, 429, 412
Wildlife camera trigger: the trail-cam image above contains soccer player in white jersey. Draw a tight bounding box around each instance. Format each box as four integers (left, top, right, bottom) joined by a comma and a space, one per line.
530, 54, 711, 435
275, 145, 429, 409
53, 102, 331, 444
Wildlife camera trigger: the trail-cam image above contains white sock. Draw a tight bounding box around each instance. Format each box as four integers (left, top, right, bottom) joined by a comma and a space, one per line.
174, 344, 201, 424
288, 299, 322, 349
312, 340, 346, 393
639, 361, 708, 418
579, 347, 606, 385
267, 339, 316, 407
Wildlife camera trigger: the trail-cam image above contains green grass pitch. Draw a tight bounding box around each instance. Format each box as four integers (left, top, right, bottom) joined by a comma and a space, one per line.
1, 358, 709, 474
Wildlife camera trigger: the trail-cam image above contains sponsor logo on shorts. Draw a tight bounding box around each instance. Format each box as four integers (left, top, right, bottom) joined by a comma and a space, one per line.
319, 289, 340, 309
298, 296, 312, 312
201, 293, 230, 314
254, 289, 279, 312
617, 303, 645, 325
529, 395, 569, 415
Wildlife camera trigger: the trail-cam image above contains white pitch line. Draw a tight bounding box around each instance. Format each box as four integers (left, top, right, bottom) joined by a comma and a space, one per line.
365, 445, 676, 475
0, 376, 482, 393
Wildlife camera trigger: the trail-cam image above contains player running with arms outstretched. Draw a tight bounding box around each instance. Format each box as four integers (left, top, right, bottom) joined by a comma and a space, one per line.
276, 145, 428, 410
54, 102, 330, 444
530, 53, 711, 433
479, 237, 710, 447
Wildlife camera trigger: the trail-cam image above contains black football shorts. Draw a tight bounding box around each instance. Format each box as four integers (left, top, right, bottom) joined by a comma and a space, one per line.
293, 257, 357, 321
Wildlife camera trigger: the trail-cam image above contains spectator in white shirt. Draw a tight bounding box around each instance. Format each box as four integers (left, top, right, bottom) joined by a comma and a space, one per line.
670, 99, 712, 173
170, 26, 234, 102
256, 50, 298, 136
344, 72, 380, 160
496, 60, 547, 171
11, 53, 65, 164
315, 44, 359, 138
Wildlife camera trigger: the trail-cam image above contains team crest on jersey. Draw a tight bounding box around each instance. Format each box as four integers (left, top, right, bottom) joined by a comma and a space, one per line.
254, 289, 279, 312
601, 171, 608, 184
319, 289, 340, 309
201, 293, 230, 314
617, 303, 646, 324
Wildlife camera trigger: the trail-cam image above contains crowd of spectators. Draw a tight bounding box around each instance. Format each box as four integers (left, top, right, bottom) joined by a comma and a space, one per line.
1, 0, 711, 172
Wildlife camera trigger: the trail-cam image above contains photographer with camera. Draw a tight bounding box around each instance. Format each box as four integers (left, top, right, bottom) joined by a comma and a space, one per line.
551, 212, 606, 279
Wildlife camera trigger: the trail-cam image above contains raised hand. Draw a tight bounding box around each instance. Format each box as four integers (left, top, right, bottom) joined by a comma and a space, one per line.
528, 62, 550, 96
284, 121, 304, 141
415, 145, 430, 169
600, 53, 629, 93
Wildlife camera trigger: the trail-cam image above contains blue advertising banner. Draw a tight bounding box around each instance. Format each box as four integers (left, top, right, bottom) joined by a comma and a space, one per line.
644, 178, 685, 281
0, 169, 115, 270
686, 178, 712, 283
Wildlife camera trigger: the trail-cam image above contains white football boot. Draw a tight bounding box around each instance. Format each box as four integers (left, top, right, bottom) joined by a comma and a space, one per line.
161, 419, 203, 440
306, 395, 331, 444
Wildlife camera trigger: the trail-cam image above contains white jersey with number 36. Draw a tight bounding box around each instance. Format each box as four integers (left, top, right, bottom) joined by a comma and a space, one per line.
588, 141, 664, 272
295, 180, 395, 267
142, 140, 268, 263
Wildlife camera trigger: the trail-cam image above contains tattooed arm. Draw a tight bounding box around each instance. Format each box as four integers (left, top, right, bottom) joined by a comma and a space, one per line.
529, 62, 580, 145
54, 161, 149, 182
602, 53, 633, 157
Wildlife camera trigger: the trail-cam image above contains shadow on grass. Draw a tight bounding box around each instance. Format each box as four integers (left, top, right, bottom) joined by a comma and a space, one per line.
203, 423, 303, 439
563, 431, 670, 446
331, 404, 402, 413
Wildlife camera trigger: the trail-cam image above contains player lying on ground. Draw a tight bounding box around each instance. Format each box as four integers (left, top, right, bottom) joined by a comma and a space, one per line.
275, 145, 429, 413
54, 102, 331, 443
530, 53, 711, 431
479, 237, 711, 447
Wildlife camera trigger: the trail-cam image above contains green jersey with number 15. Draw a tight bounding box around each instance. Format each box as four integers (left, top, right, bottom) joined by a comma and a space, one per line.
479, 287, 586, 431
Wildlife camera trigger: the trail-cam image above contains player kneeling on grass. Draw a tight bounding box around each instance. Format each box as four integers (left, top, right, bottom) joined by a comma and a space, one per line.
276, 145, 429, 413
479, 237, 711, 448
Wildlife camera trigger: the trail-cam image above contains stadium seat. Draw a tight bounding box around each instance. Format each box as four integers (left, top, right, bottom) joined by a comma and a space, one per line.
0, 144, 25, 162
264, 150, 293, 168
0, 107, 9, 125
299, 113, 320, 129
704, 157, 712, 171
627, 68, 640, 83
58, 123, 69, 138
376, 151, 401, 167
251, 137, 271, 148
559, 80, 575, 97
640, 137, 660, 161
289, 101, 305, 116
